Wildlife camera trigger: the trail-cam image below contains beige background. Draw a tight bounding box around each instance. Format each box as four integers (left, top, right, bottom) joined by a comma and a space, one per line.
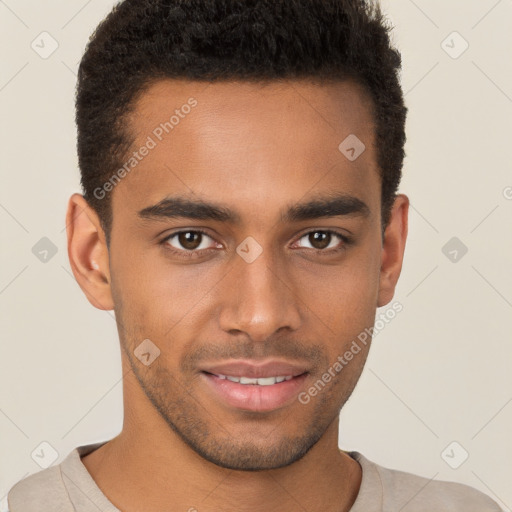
1, 0, 511, 509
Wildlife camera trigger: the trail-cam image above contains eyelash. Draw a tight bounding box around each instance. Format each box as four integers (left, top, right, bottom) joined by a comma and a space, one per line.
159, 229, 352, 259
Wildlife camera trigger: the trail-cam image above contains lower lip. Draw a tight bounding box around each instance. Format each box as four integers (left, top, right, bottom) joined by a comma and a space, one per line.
201, 372, 308, 412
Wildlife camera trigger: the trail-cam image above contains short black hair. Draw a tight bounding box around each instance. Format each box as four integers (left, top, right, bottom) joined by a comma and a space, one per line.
76, 0, 407, 247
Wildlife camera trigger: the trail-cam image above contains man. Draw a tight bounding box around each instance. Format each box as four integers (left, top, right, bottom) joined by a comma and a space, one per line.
7, 0, 502, 510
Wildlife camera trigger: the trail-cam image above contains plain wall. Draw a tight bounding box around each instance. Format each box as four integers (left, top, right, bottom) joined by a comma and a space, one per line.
1, 0, 511, 509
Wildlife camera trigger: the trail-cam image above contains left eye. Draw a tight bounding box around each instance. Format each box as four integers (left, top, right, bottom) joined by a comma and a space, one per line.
295, 231, 347, 251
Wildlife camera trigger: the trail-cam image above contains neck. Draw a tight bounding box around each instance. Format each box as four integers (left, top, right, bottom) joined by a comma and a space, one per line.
82, 371, 361, 512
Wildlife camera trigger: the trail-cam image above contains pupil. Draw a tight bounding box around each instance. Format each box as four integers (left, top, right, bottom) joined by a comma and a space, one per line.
310, 231, 330, 249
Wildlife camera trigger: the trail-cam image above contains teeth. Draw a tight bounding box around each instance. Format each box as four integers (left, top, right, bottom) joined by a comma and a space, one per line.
240, 376, 258, 384
215, 374, 293, 385
254, 377, 277, 386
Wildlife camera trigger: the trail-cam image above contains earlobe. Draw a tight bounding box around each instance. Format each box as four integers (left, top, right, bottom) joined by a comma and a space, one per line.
66, 193, 114, 311
377, 194, 409, 308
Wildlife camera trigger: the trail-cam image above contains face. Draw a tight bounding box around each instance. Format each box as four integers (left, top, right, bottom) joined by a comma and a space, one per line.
68, 78, 408, 471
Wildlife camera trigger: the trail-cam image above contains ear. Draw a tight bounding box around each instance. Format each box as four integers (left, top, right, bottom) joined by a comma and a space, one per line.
66, 193, 114, 311
377, 194, 409, 307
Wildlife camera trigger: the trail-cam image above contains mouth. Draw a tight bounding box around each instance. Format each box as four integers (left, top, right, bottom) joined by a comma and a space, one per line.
199, 360, 309, 412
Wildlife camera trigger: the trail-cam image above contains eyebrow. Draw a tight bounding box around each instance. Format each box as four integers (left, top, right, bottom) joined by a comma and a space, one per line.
137, 193, 370, 224
282, 194, 370, 222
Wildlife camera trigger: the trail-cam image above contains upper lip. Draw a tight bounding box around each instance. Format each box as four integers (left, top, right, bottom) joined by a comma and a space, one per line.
200, 359, 309, 378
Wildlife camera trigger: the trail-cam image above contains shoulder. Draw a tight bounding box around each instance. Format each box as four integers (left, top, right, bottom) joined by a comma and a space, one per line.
7, 465, 71, 512
350, 452, 502, 511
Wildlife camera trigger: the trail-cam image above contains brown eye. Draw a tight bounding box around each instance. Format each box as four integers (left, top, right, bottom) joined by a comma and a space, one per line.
308, 231, 332, 249
178, 231, 202, 250
164, 230, 216, 252
295, 230, 349, 252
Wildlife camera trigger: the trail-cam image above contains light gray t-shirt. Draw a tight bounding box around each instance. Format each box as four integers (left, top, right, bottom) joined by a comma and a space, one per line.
7, 441, 502, 511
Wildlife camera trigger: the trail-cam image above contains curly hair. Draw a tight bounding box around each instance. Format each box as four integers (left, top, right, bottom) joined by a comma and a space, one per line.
76, 0, 407, 246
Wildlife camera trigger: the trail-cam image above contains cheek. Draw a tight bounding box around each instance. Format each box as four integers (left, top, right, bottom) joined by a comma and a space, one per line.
110, 245, 224, 337
291, 246, 380, 336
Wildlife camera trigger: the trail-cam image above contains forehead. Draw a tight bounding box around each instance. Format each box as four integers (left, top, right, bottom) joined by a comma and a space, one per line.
112, 78, 380, 223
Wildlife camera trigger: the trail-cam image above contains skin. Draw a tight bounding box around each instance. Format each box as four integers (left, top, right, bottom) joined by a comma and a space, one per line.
66, 78, 408, 512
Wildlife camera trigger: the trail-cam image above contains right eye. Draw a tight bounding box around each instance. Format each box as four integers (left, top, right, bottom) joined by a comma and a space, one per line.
160, 229, 221, 254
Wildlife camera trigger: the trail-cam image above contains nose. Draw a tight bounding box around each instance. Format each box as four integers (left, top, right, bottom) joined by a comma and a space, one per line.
217, 247, 302, 342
